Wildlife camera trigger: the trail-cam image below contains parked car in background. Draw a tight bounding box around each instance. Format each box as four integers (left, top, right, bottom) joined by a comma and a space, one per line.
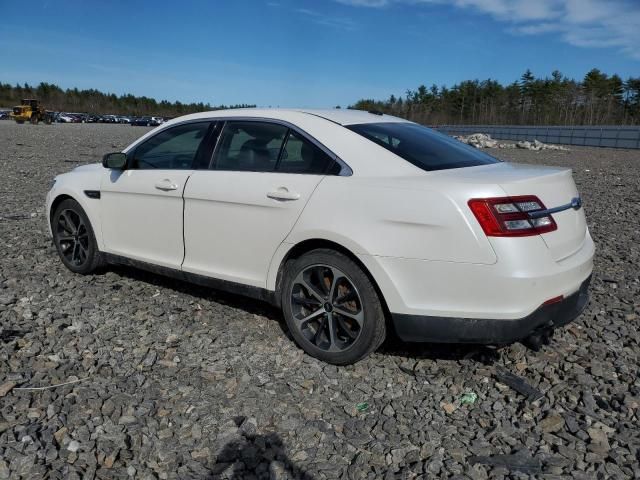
131, 116, 157, 126
46, 109, 593, 364
56, 113, 76, 123
117, 116, 132, 124
151, 116, 164, 125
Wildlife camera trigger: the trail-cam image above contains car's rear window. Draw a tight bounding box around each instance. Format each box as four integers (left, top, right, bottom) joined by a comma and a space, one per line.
347, 122, 500, 171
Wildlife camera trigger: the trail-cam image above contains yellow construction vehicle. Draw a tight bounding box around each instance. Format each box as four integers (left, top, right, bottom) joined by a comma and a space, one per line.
11, 99, 52, 124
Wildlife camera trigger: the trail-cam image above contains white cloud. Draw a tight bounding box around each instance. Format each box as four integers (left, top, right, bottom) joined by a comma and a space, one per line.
297, 8, 358, 30
335, 0, 640, 59
335, 0, 389, 6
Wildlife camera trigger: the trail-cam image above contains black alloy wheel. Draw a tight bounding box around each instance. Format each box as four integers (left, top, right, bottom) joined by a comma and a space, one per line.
56, 209, 90, 267
290, 264, 364, 352
282, 249, 386, 365
52, 199, 104, 274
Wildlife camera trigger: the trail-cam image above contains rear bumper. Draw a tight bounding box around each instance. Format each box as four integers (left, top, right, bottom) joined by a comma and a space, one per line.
392, 275, 590, 344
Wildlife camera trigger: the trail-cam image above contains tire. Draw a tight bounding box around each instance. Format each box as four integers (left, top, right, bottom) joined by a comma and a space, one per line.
30, 116, 38, 125
16, 120, 24, 124
281, 249, 386, 365
51, 199, 105, 274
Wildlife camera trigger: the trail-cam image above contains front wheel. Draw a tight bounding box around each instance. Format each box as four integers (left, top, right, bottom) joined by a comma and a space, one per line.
52, 199, 105, 274
281, 249, 386, 365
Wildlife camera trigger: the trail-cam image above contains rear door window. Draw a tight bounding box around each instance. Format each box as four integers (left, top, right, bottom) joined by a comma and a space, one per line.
277, 131, 338, 175
347, 122, 500, 171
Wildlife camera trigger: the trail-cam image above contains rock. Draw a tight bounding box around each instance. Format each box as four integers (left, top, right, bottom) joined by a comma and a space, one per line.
165, 334, 179, 344
539, 413, 565, 433
587, 427, 610, 452
54, 427, 68, 445
0, 381, 16, 397
118, 416, 137, 425
0, 460, 9, 480
269, 460, 286, 479
67, 440, 81, 453
103, 453, 117, 468
190, 448, 210, 461
441, 402, 456, 414
0, 294, 17, 305
455, 133, 569, 151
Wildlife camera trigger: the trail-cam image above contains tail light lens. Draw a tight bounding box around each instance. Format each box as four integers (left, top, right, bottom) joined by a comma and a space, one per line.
468, 195, 557, 237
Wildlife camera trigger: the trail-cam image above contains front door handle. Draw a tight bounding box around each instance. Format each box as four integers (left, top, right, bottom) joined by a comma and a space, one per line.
155, 179, 178, 191
267, 188, 300, 201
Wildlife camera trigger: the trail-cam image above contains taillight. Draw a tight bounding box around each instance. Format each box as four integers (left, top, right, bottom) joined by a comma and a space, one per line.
468, 195, 557, 237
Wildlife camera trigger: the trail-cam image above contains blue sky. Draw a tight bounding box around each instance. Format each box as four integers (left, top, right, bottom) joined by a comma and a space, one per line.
0, 0, 638, 107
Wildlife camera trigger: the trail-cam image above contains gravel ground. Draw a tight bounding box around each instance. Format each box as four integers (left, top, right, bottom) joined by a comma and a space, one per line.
0, 122, 639, 479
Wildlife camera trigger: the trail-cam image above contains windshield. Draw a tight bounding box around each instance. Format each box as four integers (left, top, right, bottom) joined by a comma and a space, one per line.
347, 122, 500, 171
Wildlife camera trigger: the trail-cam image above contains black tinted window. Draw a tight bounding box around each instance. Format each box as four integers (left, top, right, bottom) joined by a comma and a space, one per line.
214, 122, 287, 172
277, 131, 336, 174
347, 122, 499, 171
131, 122, 210, 169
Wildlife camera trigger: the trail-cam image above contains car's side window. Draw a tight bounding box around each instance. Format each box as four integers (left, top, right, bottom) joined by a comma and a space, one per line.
213, 122, 288, 172
276, 130, 339, 175
130, 122, 210, 170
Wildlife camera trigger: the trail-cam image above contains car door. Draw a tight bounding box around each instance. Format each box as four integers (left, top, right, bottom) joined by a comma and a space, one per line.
100, 121, 212, 269
182, 120, 341, 287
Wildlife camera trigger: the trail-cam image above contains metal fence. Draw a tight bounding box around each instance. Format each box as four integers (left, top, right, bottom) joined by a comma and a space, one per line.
434, 125, 640, 149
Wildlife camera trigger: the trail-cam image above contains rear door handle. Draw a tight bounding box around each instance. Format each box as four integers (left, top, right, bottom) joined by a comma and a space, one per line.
155, 179, 178, 191
267, 188, 300, 201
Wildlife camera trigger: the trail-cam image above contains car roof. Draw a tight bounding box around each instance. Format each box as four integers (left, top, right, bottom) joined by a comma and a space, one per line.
164, 108, 411, 127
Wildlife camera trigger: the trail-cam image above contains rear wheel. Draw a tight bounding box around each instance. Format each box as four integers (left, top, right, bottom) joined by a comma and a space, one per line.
30, 115, 38, 125
281, 249, 386, 365
52, 199, 104, 274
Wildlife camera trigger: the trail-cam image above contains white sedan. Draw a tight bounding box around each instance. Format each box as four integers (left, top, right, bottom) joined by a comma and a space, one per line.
46, 109, 594, 364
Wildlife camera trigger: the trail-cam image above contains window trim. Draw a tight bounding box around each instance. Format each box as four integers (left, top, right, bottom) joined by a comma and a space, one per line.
204, 117, 352, 176
127, 120, 214, 171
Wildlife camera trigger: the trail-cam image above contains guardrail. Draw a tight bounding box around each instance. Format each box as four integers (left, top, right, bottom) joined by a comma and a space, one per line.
434, 125, 640, 149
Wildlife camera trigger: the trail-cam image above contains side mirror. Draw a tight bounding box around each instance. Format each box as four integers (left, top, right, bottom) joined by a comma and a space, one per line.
102, 152, 127, 170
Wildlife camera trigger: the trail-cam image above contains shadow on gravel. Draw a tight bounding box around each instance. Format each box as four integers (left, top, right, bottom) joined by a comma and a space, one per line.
378, 335, 502, 364
107, 265, 504, 365
212, 432, 313, 479
108, 264, 283, 321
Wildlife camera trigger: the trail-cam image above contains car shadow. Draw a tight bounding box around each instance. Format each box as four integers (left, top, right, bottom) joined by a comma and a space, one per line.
105, 264, 503, 365
377, 335, 502, 365
210, 431, 313, 479
107, 264, 283, 322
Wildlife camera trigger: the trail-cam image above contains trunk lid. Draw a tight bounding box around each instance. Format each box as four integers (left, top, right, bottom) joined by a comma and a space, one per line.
434, 162, 587, 261
496, 164, 586, 261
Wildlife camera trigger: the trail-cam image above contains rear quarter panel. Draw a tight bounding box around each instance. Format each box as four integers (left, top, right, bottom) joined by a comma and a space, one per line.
281, 174, 503, 263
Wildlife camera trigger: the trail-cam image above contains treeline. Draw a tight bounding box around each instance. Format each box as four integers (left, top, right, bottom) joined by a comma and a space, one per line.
0, 82, 255, 116
351, 69, 640, 126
